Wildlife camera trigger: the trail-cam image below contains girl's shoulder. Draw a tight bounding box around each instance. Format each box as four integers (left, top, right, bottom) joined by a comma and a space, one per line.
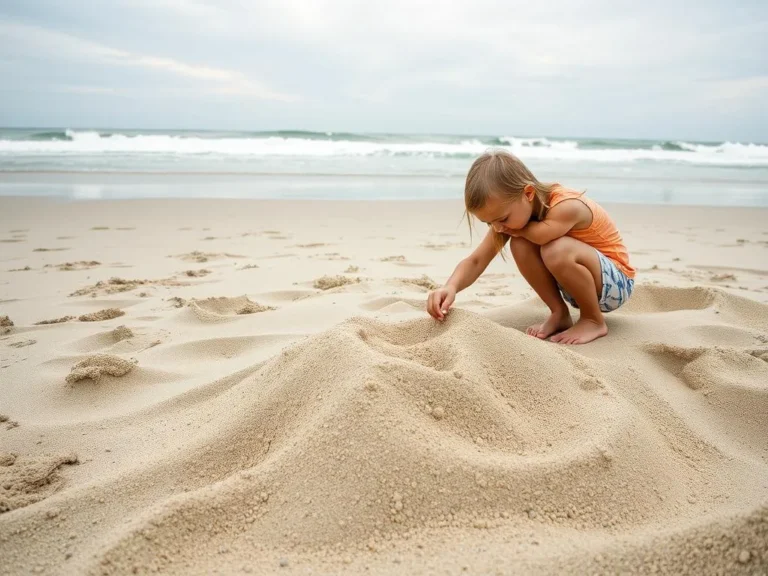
548, 183, 586, 206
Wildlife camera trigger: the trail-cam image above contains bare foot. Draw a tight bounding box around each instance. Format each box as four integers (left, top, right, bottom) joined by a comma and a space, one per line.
526, 310, 573, 339
550, 318, 608, 345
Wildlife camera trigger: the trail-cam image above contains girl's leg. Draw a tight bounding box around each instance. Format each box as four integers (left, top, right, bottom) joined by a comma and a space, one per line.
509, 236, 573, 339
539, 236, 606, 344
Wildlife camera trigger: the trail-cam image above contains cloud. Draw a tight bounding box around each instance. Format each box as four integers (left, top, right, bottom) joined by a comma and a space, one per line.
56, 85, 117, 95
0, 20, 297, 101
128, 0, 766, 100
0, 1, 765, 139
704, 75, 768, 102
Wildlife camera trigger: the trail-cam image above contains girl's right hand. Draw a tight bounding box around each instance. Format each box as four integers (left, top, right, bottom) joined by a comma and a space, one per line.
427, 286, 456, 321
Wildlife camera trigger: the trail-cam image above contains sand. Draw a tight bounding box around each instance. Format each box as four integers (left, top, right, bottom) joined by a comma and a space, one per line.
0, 197, 767, 575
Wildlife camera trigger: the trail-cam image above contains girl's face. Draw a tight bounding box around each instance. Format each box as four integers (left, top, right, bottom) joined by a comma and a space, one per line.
473, 188, 534, 234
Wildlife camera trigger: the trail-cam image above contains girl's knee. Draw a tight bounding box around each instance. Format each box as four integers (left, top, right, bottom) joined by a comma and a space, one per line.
541, 237, 572, 268
509, 236, 539, 258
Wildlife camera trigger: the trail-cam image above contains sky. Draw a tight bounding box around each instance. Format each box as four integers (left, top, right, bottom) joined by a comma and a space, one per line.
0, 0, 766, 141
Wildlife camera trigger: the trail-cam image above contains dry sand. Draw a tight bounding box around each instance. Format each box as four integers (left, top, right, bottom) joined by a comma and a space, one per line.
0, 197, 767, 575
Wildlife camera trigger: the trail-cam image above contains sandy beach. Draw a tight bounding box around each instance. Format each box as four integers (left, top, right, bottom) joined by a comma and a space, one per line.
1, 196, 767, 575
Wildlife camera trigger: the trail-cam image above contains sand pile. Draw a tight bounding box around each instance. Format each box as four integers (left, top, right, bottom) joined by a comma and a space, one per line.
2, 301, 764, 574
65, 354, 136, 384
183, 269, 211, 277
66, 354, 134, 384
35, 315, 76, 325
45, 261, 101, 271
314, 275, 361, 290
78, 308, 125, 322
188, 296, 275, 322
396, 274, 438, 290
70, 277, 187, 297
0, 453, 79, 513
110, 325, 134, 342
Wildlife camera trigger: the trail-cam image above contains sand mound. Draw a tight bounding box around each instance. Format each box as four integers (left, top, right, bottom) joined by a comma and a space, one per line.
395, 274, 438, 291
621, 285, 718, 314
45, 260, 101, 271
313, 275, 361, 290
183, 269, 211, 277
111, 325, 134, 342
65, 354, 136, 384
189, 296, 275, 322
359, 296, 426, 312
78, 308, 125, 322
70, 277, 188, 297
0, 453, 78, 513
35, 315, 76, 325
16, 308, 756, 575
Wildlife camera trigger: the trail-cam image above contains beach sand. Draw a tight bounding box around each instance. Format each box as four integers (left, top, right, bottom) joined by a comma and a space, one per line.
1, 197, 767, 575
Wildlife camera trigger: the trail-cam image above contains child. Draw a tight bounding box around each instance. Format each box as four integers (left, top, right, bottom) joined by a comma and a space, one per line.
426, 150, 635, 345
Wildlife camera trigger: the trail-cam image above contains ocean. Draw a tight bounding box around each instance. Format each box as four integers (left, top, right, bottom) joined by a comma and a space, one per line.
1, 128, 767, 206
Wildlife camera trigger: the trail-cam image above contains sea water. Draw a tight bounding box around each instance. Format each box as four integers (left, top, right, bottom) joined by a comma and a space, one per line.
1, 128, 766, 206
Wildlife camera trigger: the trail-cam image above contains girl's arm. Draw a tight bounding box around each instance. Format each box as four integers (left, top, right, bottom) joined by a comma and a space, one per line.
444, 228, 506, 292
513, 200, 585, 245
428, 229, 506, 320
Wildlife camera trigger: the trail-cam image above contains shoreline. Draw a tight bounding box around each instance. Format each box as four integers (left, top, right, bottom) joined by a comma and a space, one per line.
2, 195, 768, 219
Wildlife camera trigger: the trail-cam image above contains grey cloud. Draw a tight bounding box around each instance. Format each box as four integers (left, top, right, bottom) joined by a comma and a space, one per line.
0, 0, 766, 140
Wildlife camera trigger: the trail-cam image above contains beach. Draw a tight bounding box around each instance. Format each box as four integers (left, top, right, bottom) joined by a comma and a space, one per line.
1, 196, 767, 574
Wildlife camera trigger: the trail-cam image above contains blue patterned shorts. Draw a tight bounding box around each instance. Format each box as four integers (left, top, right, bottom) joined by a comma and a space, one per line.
558, 250, 634, 313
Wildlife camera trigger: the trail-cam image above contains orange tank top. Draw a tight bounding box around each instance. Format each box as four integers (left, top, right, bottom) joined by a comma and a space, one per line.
548, 186, 636, 279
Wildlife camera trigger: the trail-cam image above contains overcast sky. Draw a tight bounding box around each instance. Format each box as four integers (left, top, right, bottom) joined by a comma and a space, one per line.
0, 0, 766, 141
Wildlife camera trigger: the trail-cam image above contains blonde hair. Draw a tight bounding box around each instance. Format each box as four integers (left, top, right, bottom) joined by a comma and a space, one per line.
463, 149, 558, 258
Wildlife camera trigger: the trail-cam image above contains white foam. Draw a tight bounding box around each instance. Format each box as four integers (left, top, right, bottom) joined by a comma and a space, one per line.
1, 131, 767, 167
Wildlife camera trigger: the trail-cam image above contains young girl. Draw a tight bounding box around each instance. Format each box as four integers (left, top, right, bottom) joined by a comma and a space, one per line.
426, 150, 635, 345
